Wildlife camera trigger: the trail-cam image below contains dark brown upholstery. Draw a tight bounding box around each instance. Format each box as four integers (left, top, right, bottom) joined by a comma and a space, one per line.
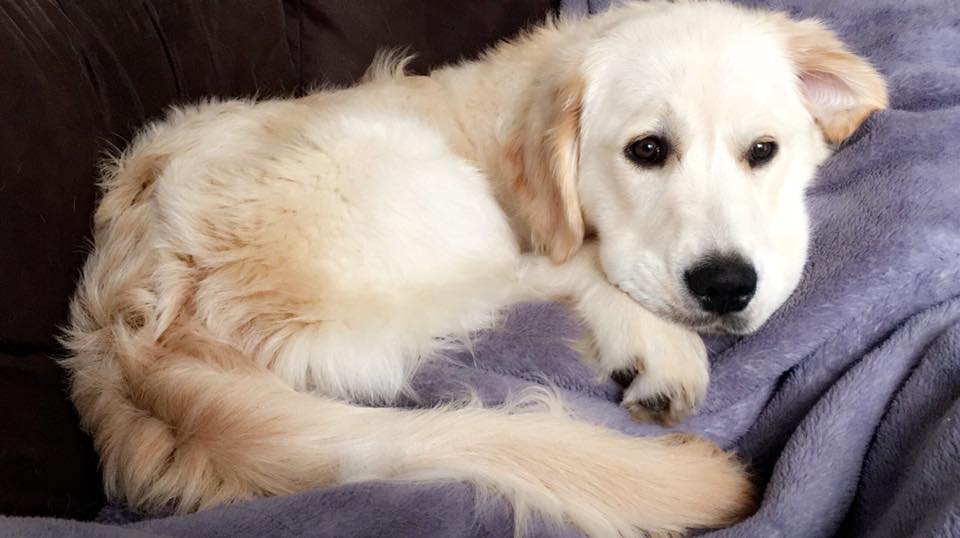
0, 0, 557, 519
0, 352, 105, 518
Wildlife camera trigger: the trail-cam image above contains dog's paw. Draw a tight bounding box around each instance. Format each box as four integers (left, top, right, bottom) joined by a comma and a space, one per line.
613, 328, 709, 426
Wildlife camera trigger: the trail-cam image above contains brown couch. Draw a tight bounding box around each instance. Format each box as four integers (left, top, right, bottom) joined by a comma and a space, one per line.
0, 0, 557, 519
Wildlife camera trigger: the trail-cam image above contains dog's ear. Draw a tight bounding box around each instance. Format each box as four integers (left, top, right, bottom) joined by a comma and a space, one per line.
511, 75, 586, 263
778, 17, 889, 144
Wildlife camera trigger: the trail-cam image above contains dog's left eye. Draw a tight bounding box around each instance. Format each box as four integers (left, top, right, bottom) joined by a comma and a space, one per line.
747, 140, 778, 168
625, 136, 669, 168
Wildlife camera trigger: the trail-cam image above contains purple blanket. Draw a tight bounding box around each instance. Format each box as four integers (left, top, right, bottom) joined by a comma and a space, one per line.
4, 0, 959, 536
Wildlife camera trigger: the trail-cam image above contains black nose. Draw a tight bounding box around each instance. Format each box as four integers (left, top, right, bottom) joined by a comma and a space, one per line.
684, 257, 757, 315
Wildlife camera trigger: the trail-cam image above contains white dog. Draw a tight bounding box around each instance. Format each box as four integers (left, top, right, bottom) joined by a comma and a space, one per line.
63, 1, 886, 535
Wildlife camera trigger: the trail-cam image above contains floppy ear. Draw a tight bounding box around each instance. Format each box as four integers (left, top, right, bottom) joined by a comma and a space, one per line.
779, 17, 889, 144
511, 75, 586, 263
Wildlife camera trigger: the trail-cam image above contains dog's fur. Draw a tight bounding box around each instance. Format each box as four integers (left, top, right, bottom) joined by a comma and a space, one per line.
62, 1, 887, 536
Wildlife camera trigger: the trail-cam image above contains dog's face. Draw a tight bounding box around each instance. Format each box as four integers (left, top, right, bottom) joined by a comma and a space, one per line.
579, 45, 818, 335
517, 2, 887, 334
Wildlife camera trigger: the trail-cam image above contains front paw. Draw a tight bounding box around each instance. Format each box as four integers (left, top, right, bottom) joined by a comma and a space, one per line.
614, 329, 709, 427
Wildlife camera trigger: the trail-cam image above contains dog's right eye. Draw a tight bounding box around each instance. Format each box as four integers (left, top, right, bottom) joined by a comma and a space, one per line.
625, 136, 669, 168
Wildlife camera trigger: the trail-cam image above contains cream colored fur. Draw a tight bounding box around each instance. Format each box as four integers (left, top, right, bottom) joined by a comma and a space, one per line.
63, 1, 886, 536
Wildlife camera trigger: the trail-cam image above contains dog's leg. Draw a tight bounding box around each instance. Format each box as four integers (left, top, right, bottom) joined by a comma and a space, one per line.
575, 272, 709, 426
521, 245, 709, 425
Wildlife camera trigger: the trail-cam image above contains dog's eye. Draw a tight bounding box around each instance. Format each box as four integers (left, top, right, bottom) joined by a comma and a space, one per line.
626, 136, 669, 167
747, 140, 778, 168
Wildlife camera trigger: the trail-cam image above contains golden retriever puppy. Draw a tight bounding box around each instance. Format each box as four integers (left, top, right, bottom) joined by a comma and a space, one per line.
63, 1, 886, 535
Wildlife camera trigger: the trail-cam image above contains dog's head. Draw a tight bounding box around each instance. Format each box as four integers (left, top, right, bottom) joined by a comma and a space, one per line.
515, 1, 887, 334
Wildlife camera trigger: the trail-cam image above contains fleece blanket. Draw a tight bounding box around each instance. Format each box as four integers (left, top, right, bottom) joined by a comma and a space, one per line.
4, 0, 959, 536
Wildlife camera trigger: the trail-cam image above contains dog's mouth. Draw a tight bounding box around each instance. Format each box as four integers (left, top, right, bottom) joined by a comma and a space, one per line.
634, 299, 759, 335
659, 309, 752, 335
694, 315, 755, 335
613, 280, 760, 335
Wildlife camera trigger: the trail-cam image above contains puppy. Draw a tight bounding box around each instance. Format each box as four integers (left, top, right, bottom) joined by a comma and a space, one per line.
63, 1, 886, 535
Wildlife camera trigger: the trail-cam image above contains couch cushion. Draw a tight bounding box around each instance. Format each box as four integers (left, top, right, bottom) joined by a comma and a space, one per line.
0, 1, 299, 351
296, 0, 558, 84
0, 352, 104, 519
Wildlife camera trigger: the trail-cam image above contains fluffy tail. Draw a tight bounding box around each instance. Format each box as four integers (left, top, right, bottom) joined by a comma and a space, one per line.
66, 344, 753, 537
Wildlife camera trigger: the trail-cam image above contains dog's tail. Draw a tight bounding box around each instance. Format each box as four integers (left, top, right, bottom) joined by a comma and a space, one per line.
66, 338, 754, 537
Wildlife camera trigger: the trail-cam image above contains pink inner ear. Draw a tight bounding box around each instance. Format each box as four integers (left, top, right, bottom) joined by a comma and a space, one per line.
800, 71, 861, 112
